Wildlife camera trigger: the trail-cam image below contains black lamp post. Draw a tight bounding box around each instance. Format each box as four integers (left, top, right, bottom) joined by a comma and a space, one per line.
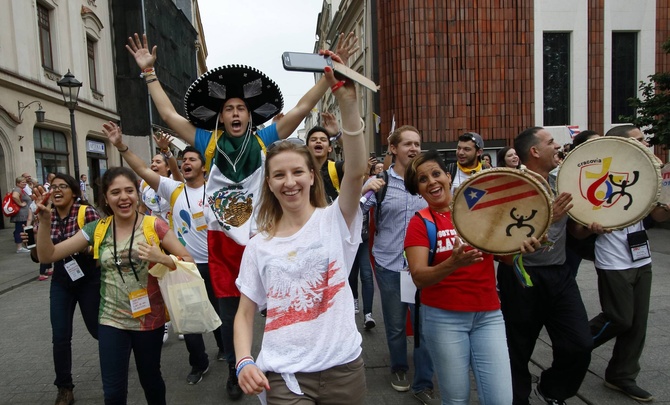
57, 70, 83, 181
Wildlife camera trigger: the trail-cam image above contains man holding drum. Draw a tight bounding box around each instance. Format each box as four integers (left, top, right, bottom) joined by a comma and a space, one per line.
570, 125, 670, 402
497, 127, 593, 405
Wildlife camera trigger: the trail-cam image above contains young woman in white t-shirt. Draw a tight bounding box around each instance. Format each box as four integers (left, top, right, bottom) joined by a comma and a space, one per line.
233, 62, 368, 404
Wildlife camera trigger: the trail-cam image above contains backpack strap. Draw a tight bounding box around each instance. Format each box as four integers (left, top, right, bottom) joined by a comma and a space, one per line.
327, 161, 340, 193
204, 131, 267, 174
374, 170, 389, 235
92, 217, 113, 259
167, 183, 185, 229
77, 205, 87, 229
142, 215, 161, 247
412, 207, 439, 349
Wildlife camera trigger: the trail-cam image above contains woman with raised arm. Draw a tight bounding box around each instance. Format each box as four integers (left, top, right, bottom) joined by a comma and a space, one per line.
233, 66, 368, 403
35, 167, 192, 405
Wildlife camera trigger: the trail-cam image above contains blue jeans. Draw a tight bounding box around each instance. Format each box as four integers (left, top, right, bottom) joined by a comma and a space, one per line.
50, 277, 100, 389
218, 296, 240, 365
374, 264, 434, 392
349, 242, 375, 314
98, 325, 166, 405
422, 306, 512, 404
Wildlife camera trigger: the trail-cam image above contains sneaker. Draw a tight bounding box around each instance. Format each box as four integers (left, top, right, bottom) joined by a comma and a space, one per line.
412, 388, 440, 404
604, 381, 654, 402
178, 334, 185, 341
16, 247, 30, 253
364, 313, 376, 330
391, 370, 410, 392
46, 268, 54, 276
186, 366, 209, 385
163, 322, 170, 343
226, 364, 244, 400
54, 386, 74, 405
354, 299, 360, 314
38, 275, 49, 281
535, 383, 566, 405
217, 350, 225, 361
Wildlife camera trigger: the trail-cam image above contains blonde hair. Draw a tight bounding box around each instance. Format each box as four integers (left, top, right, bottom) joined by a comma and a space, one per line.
388, 125, 421, 148
256, 141, 327, 237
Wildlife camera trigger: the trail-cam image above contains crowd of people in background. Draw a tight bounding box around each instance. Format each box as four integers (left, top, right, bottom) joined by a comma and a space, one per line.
9, 30, 670, 405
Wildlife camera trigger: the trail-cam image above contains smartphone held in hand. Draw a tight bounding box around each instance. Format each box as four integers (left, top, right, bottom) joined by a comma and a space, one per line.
25, 226, 36, 249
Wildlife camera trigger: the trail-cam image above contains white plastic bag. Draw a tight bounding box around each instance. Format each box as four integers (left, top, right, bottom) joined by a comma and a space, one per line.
150, 256, 222, 334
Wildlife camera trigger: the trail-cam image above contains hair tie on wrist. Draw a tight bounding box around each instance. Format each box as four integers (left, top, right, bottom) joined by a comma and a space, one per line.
331, 80, 346, 93
118, 145, 129, 153
341, 117, 365, 136
145, 78, 158, 84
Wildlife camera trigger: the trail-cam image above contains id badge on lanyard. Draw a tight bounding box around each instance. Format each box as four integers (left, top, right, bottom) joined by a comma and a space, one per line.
129, 289, 151, 318
64, 257, 85, 281
192, 211, 207, 231
627, 230, 651, 262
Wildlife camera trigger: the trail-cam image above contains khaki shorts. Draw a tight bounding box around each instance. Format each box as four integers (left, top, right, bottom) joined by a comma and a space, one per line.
265, 355, 366, 404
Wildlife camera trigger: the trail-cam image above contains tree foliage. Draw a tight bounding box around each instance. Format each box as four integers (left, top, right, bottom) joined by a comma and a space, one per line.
623, 39, 670, 147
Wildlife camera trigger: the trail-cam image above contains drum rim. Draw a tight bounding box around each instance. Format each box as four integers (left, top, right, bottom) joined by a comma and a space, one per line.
450, 167, 553, 255
556, 136, 661, 230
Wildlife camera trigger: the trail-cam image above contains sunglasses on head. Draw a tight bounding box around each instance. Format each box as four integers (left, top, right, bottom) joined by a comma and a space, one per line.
267, 138, 306, 151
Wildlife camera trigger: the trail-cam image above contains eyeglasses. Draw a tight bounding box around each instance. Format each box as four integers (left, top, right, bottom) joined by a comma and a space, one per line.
51, 184, 71, 190
267, 138, 306, 151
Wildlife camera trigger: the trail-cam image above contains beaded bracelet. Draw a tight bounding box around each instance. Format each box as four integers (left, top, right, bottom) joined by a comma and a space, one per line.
331, 80, 346, 93
341, 117, 365, 136
140, 67, 156, 78
236, 359, 255, 377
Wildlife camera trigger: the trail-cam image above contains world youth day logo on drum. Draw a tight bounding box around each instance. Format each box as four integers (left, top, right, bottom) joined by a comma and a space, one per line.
557, 137, 662, 230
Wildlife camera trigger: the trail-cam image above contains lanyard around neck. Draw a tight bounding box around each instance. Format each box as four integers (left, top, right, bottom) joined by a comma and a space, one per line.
112, 211, 140, 283
182, 182, 206, 210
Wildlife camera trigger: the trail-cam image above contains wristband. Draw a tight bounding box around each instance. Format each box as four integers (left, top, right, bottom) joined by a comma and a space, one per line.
236, 359, 255, 377
235, 355, 254, 369
341, 117, 365, 136
117, 145, 129, 153
140, 67, 156, 78
331, 80, 346, 93
162, 151, 173, 159
146, 78, 158, 84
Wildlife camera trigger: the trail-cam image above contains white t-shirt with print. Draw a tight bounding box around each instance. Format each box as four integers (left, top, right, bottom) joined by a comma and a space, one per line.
141, 181, 171, 222
157, 177, 208, 264
236, 201, 362, 375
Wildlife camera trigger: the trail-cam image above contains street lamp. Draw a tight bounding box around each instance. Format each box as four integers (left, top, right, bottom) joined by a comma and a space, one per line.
17, 100, 46, 123
57, 70, 83, 180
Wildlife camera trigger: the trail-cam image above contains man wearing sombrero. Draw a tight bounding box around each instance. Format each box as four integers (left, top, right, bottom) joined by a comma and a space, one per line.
126, 32, 358, 399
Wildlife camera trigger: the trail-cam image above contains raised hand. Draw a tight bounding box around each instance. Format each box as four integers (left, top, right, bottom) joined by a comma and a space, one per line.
321, 112, 339, 136
125, 33, 157, 70
153, 130, 173, 151
102, 121, 124, 148
334, 32, 359, 65
448, 237, 484, 268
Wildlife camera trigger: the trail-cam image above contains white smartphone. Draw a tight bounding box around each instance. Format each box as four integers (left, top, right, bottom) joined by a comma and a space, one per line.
282, 52, 333, 72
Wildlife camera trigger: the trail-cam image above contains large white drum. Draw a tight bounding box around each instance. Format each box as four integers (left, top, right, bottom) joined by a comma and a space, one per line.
557, 137, 661, 230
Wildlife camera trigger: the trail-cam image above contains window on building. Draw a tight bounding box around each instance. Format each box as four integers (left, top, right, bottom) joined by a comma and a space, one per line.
543, 32, 571, 126
37, 3, 54, 70
33, 128, 69, 182
612, 32, 638, 123
87, 37, 98, 91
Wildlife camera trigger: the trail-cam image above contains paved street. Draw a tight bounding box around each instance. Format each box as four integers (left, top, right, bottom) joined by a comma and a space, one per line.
0, 226, 668, 404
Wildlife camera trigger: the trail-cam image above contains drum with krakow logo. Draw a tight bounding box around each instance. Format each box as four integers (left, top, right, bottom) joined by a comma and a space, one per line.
556, 136, 661, 230
451, 168, 553, 255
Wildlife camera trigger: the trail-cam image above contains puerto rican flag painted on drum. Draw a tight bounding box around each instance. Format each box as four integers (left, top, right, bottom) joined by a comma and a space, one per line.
463, 175, 540, 211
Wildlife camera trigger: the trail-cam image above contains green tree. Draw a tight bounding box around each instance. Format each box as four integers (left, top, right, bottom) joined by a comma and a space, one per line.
623, 38, 670, 148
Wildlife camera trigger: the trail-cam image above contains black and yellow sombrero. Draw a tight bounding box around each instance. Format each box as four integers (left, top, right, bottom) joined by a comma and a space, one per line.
183, 65, 284, 130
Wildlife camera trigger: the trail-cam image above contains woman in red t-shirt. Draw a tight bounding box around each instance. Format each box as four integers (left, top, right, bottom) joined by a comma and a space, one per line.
403, 150, 539, 404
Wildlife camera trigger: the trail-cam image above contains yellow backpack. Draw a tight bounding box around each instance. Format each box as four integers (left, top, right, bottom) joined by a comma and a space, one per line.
92, 215, 160, 259
76, 205, 87, 229
203, 130, 267, 173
